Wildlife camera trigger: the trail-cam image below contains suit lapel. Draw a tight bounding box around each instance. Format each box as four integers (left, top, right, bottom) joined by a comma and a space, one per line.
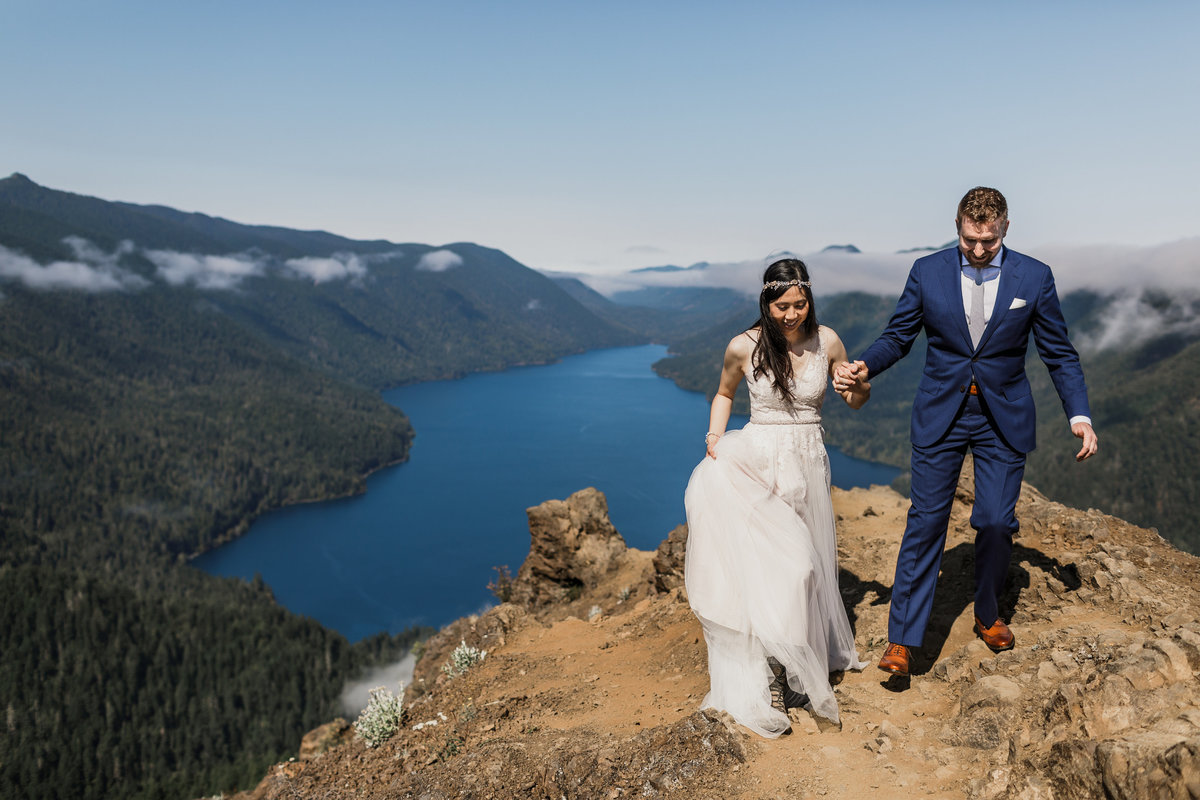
940, 249, 973, 348
977, 247, 1024, 352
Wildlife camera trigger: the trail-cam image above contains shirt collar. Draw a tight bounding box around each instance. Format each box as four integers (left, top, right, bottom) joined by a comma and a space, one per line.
959, 246, 1005, 268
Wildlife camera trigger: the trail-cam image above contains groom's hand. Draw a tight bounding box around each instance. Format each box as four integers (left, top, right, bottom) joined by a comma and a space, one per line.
833, 360, 868, 391
1072, 422, 1098, 462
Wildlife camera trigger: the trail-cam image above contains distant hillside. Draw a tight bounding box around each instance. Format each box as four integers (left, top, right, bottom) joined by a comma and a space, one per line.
630, 261, 710, 274
653, 287, 1200, 554
897, 240, 957, 254
609, 285, 749, 315
552, 276, 755, 342
0, 173, 641, 389
0, 173, 641, 800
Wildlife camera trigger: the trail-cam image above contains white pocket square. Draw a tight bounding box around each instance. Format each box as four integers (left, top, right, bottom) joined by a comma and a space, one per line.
1009, 298, 1027, 309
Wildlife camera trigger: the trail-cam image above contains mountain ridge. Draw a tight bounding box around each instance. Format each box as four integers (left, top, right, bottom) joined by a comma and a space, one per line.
0, 174, 643, 799
232, 479, 1200, 799
651, 285, 1200, 554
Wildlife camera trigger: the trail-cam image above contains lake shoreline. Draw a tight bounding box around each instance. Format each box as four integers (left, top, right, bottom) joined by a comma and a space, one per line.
194, 344, 899, 641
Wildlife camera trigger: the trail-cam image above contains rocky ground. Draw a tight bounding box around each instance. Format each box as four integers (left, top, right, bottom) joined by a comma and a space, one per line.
231, 466, 1200, 799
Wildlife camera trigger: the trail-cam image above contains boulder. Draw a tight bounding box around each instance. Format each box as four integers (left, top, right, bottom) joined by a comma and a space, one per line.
509, 487, 629, 608
653, 524, 688, 594
506, 487, 656, 621
298, 718, 351, 760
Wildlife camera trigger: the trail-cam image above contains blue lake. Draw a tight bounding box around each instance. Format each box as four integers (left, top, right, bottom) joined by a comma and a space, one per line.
193, 345, 899, 641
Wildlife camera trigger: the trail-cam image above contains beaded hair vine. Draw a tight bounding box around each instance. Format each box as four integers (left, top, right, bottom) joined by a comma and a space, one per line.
761, 279, 811, 293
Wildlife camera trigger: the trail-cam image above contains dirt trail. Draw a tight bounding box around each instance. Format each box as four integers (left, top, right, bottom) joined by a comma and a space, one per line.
238, 478, 1200, 799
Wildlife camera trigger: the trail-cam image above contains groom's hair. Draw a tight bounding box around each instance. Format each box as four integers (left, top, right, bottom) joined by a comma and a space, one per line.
956, 187, 1008, 227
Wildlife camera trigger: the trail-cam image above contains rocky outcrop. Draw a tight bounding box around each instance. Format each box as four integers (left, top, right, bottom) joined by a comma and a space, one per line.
298, 718, 351, 761
234, 481, 1200, 800
387, 710, 749, 800
507, 487, 656, 622
652, 524, 688, 594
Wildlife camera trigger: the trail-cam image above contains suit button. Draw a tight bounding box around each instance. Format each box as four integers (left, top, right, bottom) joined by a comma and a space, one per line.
959, 385, 966, 392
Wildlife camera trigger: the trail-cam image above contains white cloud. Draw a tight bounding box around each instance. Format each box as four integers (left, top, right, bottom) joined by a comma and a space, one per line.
570, 250, 914, 299
339, 654, 415, 717
415, 249, 463, 272
1, 237, 408, 293
146, 250, 264, 290
364, 249, 405, 264
1077, 291, 1200, 354
1029, 238, 1200, 294
63, 235, 136, 266
284, 252, 367, 284
525, 298, 542, 311
573, 238, 1200, 302
0, 240, 147, 292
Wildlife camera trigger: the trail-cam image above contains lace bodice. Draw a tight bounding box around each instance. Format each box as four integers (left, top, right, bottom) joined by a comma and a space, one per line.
745, 331, 827, 425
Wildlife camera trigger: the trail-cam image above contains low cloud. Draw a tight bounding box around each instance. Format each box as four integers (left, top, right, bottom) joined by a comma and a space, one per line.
146, 250, 264, 290
1077, 290, 1200, 354
339, 654, 415, 717
0, 240, 148, 292
416, 249, 462, 272
571, 250, 913, 298
284, 253, 368, 284
1, 237, 396, 293
525, 298, 542, 311
63, 235, 135, 267
1030, 238, 1200, 294
624, 244, 666, 255
575, 238, 1200, 302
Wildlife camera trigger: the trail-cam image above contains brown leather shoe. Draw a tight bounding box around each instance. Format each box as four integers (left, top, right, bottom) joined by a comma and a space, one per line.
974, 616, 1015, 652
877, 642, 910, 676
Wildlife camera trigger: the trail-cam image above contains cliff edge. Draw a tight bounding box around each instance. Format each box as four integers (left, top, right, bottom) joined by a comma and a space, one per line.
232, 473, 1200, 799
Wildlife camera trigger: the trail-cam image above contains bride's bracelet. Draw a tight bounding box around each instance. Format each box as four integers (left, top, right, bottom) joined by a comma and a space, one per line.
704, 432, 721, 443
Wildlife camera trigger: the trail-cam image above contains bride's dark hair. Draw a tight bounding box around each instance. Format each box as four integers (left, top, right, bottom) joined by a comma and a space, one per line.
751, 258, 818, 401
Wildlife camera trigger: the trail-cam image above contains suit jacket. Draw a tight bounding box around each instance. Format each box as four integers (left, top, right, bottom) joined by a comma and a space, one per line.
859, 246, 1090, 454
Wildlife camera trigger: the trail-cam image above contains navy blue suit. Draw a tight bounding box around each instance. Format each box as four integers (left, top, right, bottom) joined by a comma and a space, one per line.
860, 246, 1089, 646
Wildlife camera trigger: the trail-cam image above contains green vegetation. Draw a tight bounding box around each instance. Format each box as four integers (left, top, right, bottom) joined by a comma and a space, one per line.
653, 288, 1200, 554
0, 283, 429, 799
1023, 333, 1200, 553
353, 685, 405, 748
441, 641, 487, 679
0, 174, 642, 799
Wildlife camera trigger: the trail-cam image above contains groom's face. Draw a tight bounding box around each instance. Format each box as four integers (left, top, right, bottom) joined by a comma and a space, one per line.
957, 217, 1009, 268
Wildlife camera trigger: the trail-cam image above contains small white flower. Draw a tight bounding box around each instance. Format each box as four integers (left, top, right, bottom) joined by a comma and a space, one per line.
353, 684, 404, 748
442, 640, 487, 678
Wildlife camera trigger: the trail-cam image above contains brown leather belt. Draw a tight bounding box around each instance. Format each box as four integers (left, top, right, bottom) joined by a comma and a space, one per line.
968, 381, 979, 396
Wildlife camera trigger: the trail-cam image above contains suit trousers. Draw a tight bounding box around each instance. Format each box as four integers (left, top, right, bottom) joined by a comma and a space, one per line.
888, 392, 1025, 648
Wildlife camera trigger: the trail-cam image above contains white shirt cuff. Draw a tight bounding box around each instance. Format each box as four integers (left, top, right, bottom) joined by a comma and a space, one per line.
1068, 415, 1092, 427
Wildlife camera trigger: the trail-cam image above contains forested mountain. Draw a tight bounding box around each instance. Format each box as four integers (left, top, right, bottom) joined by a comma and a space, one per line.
654, 286, 1200, 554
551, 275, 753, 341
0, 174, 642, 799
0, 173, 640, 388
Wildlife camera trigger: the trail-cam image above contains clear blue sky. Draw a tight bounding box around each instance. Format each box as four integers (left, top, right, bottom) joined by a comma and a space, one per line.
3, 1, 1197, 274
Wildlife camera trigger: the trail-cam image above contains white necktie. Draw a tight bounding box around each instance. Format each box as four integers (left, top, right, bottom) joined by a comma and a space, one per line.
969, 267, 985, 348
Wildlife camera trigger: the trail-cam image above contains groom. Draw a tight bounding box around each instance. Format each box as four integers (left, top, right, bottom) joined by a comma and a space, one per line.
834, 187, 1097, 677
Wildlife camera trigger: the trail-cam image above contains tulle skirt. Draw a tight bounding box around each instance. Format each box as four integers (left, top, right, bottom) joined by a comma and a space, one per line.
684, 421, 866, 736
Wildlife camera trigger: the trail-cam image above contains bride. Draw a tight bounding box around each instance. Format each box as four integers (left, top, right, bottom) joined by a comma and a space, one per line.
684, 256, 870, 736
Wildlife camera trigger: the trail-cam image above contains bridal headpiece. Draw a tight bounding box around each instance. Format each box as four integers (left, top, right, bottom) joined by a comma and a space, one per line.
761, 251, 809, 294
762, 278, 811, 293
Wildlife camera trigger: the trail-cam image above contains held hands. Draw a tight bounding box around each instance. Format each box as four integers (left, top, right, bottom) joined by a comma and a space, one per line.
1072, 421, 1099, 462
833, 360, 869, 392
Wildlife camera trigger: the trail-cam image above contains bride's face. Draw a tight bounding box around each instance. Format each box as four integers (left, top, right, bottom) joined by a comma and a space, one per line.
768, 286, 809, 339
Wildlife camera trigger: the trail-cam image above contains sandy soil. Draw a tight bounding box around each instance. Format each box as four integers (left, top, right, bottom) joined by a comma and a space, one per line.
238, 476, 1200, 799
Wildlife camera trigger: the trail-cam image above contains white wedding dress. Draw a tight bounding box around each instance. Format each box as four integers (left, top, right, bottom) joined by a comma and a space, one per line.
684, 328, 866, 736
